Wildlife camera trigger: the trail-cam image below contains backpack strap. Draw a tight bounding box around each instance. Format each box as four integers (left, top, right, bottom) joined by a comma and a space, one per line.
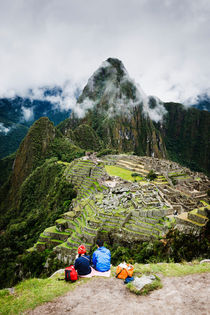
81, 255, 90, 262
116, 267, 125, 278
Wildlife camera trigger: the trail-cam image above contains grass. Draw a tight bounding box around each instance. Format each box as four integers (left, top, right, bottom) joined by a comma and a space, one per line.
44, 226, 69, 235
105, 165, 144, 182
118, 262, 210, 295
132, 262, 210, 277
0, 275, 90, 315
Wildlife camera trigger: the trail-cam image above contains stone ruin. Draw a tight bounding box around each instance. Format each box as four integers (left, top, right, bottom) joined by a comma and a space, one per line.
30, 155, 209, 264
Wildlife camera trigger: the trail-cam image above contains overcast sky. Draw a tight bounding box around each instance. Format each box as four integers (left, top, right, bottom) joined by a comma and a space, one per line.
0, 0, 210, 103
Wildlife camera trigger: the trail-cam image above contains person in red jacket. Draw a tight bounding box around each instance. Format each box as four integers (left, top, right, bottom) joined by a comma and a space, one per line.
74, 245, 91, 276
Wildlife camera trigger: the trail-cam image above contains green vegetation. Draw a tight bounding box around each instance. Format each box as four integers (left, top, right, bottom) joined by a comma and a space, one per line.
0, 274, 90, 315
73, 124, 102, 151
0, 158, 77, 289
105, 165, 144, 182
162, 102, 210, 175
132, 262, 210, 277
126, 275, 162, 295
107, 229, 209, 266
0, 152, 16, 186
97, 148, 118, 157
0, 123, 29, 159
46, 137, 85, 162
146, 170, 158, 181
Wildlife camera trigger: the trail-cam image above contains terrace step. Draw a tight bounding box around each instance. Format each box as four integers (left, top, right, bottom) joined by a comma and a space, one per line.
34, 242, 46, 251
188, 210, 208, 225
129, 219, 164, 231
67, 237, 81, 248
43, 226, 69, 241
83, 226, 99, 235
131, 212, 164, 225
125, 223, 161, 236
197, 207, 208, 216
61, 211, 77, 220
122, 227, 157, 240
176, 212, 205, 228
82, 230, 97, 244
55, 219, 69, 231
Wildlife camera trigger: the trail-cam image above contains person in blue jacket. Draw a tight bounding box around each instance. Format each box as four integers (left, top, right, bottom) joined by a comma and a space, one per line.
92, 240, 111, 272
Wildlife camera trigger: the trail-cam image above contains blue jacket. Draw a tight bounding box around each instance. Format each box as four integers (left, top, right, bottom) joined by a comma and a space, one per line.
92, 246, 111, 272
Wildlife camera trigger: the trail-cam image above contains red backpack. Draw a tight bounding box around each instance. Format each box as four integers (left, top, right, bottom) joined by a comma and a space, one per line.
65, 265, 78, 282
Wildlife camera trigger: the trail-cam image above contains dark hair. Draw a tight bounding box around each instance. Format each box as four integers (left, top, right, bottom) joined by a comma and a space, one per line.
96, 240, 104, 247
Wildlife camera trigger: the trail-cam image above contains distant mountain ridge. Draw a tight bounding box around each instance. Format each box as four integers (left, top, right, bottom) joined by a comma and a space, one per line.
192, 94, 210, 112
0, 87, 73, 158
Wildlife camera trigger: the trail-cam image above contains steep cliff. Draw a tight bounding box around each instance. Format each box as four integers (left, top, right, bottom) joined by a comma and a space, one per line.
64, 58, 167, 158
160, 102, 210, 174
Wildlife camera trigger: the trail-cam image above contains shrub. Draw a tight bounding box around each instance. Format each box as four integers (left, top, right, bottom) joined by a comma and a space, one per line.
146, 170, 157, 181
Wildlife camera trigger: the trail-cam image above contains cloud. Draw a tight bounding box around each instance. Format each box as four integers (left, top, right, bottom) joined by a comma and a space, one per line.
21, 106, 34, 121
20, 81, 83, 114
0, 0, 209, 104
77, 59, 167, 121
0, 123, 11, 134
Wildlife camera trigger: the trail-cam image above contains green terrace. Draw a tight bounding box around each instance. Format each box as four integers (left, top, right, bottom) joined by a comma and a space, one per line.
30, 156, 209, 265
176, 200, 209, 229
105, 165, 145, 182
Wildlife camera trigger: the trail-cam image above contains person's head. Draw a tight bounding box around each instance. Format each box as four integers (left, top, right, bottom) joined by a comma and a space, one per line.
78, 244, 86, 255
96, 240, 104, 247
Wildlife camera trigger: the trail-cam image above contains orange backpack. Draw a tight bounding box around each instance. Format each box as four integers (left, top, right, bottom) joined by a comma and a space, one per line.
116, 263, 134, 280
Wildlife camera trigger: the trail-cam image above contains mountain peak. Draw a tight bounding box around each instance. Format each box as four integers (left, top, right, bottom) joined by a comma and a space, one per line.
105, 57, 126, 74
76, 57, 139, 116
75, 58, 166, 124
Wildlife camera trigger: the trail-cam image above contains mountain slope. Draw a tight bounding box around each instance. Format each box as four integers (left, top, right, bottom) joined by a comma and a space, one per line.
0, 117, 85, 288
160, 102, 210, 174
64, 58, 167, 158
0, 92, 72, 159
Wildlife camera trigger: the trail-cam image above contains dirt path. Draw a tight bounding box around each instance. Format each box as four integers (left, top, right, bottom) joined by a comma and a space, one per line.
28, 273, 210, 315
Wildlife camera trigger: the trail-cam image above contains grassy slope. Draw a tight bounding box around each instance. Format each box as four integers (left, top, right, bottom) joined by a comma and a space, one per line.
0, 262, 209, 314
105, 165, 144, 182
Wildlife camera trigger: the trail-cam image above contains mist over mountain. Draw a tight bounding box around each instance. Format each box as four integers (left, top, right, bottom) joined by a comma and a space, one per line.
191, 94, 210, 112
58, 58, 210, 174
1, 57, 210, 174
0, 85, 81, 158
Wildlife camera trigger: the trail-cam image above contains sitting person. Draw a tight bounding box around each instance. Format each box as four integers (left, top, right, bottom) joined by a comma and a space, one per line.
92, 240, 111, 272
74, 245, 91, 276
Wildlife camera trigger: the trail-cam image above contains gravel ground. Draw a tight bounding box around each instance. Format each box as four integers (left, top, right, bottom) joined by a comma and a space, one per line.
27, 273, 210, 315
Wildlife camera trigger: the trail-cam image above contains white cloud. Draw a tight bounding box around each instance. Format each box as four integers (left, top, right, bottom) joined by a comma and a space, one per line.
77, 59, 167, 121
21, 106, 34, 121
0, 123, 11, 134
20, 81, 83, 114
0, 0, 209, 104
